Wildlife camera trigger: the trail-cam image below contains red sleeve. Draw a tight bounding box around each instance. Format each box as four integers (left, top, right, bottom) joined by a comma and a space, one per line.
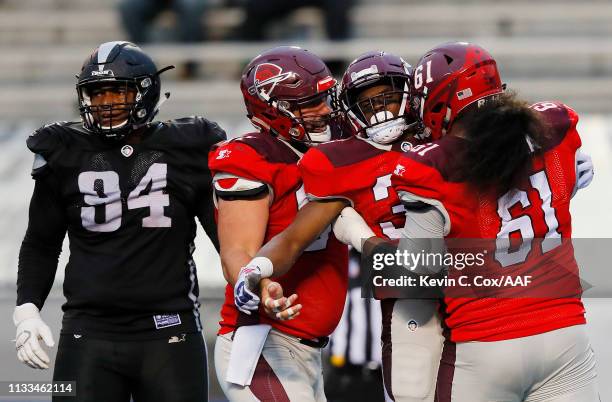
298, 147, 359, 202
391, 150, 454, 235
392, 155, 445, 203
531, 101, 581, 152
531, 102, 583, 196
558, 104, 582, 194
208, 140, 276, 186
559, 103, 581, 153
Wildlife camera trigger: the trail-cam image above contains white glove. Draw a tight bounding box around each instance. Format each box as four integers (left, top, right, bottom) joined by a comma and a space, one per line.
575, 148, 594, 190
332, 207, 376, 252
13, 303, 55, 369
234, 257, 274, 315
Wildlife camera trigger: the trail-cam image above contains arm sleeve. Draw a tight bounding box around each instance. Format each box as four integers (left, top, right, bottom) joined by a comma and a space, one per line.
196, 180, 220, 253
393, 154, 453, 236
401, 205, 446, 239
364, 206, 446, 299
398, 205, 446, 276
17, 172, 67, 310
299, 148, 355, 203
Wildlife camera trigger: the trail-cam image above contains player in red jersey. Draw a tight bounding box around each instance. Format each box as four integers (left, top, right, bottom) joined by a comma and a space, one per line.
209, 46, 349, 401
358, 42, 599, 401
233, 51, 446, 402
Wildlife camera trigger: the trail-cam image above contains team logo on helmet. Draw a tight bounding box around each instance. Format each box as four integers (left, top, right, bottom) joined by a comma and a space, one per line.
91, 70, 115, 77
251, 63, 294, 96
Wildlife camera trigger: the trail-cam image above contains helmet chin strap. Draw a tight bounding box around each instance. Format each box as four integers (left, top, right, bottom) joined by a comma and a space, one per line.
306, 125, 332, 145
365, 111, 408, 144
100, 119, 129, 130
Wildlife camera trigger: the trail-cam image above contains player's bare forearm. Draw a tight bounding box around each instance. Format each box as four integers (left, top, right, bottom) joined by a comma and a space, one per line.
257, 199, 348, 277
220, 248, 260, 285
217, 196, 270, 285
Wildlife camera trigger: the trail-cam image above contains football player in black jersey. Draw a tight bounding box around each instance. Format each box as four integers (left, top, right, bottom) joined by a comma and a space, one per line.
13, 41, 226, 402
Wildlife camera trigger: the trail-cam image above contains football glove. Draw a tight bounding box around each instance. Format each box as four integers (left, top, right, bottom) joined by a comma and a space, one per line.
234, 257, 273, 315
332, 207, 376, 253
576, 148, 594, 190
13, 303, 55, 370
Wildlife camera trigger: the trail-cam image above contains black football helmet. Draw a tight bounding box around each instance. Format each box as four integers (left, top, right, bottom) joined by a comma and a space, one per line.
76, 41, 173, 140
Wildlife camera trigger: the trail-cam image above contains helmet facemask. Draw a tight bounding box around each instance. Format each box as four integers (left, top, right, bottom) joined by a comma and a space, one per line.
78, 77, 155, 140
278, 87, 340, 146
342, 75, 418, 144
76, 42, 174, 141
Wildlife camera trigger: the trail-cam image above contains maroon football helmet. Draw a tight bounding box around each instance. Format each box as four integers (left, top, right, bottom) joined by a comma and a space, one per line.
240, 46, 340, 145
339, 51, 418, 144
413, 41, 504, 140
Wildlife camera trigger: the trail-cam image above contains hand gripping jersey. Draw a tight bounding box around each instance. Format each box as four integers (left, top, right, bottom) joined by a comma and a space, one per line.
23, 117, 226, 339
392, 102, 586, 342
299, 136, 419, 240
209, 132, 348, 339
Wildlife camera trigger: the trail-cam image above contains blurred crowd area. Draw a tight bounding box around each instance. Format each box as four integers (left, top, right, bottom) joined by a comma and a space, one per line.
1, 0, 612, 124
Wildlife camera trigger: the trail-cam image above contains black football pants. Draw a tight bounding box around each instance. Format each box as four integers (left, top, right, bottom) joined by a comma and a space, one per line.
52, 332, 208, 402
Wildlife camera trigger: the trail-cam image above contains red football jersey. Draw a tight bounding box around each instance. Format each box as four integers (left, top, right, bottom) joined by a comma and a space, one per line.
209, 132, 348, 339
299, 136, 417, 240
392, 102, 586, 342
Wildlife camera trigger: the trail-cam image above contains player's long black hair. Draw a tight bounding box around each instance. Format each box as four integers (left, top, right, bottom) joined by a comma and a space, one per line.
454, 91, 550, 196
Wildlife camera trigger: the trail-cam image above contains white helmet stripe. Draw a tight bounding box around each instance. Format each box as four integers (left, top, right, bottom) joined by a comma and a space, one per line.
347, 109, 367, 129
399, 81, 410, 116
97, 41, 129, 71
420, 86, 428, 119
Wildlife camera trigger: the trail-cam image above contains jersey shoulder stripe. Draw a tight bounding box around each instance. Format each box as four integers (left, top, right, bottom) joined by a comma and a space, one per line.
530, 102, 579, 152
209, 132, 299, 189
315, 136, 385, 168
395, 136, 467, 183
230, 132, 300, 164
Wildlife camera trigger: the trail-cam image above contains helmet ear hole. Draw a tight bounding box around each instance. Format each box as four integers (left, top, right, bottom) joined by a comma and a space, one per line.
262, 112, 276, 121
431, 102, 444, 113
